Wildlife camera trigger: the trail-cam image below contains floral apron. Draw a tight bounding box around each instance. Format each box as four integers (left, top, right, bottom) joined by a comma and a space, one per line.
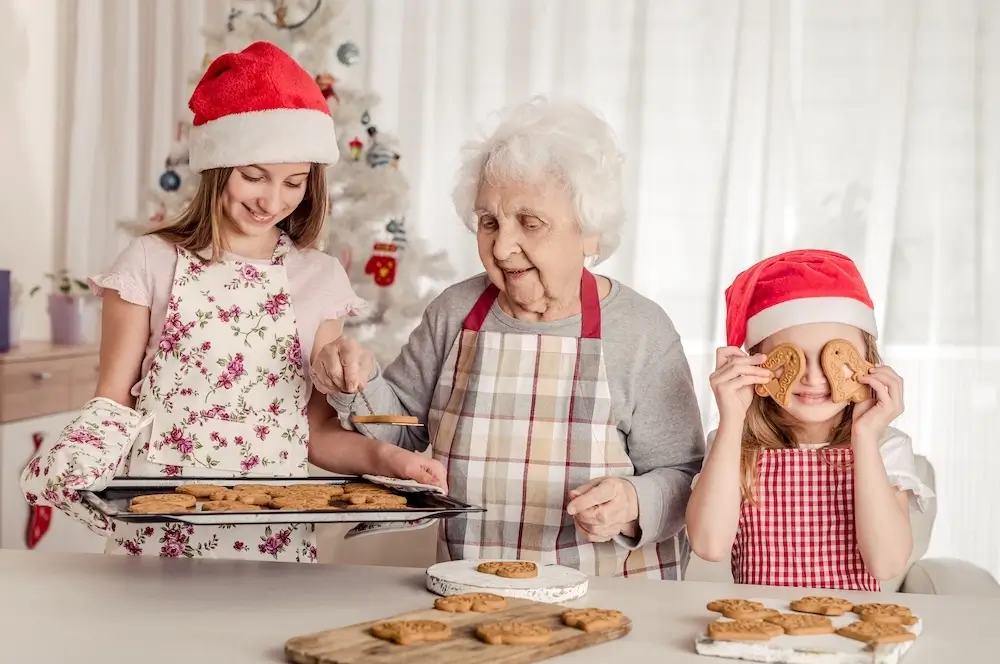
732, 447, 879, 590
429, 270, 687, 578
106, 234, 316, 561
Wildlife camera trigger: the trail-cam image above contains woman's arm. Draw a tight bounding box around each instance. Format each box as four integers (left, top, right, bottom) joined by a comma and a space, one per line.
94, 290, 150, 407
852, 433, 914, 580
684, 425, 745, 561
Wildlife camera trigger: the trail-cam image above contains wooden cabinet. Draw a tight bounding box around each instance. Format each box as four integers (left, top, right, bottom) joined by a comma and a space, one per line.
0, 342, 105, 553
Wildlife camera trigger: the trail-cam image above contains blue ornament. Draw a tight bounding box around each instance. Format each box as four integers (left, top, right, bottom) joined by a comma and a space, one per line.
159, 169, 181, 192
366, 144, 394, 168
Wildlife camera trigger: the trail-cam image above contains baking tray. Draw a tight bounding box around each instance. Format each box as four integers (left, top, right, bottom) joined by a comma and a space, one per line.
81, 476, 484, 526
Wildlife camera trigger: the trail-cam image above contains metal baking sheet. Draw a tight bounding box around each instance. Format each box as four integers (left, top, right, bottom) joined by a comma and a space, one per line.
81, 476, 484, 526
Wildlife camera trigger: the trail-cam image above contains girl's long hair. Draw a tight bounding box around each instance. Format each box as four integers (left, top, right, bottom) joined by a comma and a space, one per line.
148, 165, 329, 261
739, 332, 882, 503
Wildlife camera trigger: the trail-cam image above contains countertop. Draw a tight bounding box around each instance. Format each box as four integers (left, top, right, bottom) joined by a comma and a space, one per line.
1, 550, 994, 662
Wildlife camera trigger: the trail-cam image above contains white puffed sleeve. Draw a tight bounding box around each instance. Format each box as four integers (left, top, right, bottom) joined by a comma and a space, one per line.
879, 427, 935, 512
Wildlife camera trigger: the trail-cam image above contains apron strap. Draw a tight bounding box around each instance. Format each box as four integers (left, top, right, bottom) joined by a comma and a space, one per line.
462, 270, 602, 339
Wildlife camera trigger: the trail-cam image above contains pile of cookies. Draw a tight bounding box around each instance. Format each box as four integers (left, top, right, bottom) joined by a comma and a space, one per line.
368, 592, 626, 646
476, 560, 538, 579
126, 481, 409, 513
705, 597, 918, 646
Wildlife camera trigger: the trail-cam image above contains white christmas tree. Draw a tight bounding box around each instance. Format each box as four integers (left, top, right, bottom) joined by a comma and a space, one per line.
118, 0, 454, 366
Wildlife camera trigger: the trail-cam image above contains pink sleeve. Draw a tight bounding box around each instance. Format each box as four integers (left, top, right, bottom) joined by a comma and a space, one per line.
87, 237, 153, 307
317, 253, 369, 321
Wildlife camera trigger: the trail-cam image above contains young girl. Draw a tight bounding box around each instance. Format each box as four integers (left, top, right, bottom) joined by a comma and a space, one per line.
685, 249, 934, 590
20, 41, 445, 561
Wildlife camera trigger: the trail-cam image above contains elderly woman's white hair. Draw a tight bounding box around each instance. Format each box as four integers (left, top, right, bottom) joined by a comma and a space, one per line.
452, 96, 627, 264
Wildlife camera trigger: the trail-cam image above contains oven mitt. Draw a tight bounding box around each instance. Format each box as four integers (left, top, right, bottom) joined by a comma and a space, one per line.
20, 397, 142, 537
344, 475, 445, 539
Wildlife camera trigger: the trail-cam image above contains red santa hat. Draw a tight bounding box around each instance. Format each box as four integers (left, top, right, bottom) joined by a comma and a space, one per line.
725, 249, 877, 349
187, 41, 339, 173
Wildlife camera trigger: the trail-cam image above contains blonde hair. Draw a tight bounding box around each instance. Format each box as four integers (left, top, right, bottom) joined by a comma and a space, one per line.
149, 165, 329, 261
739, 332, 882, 503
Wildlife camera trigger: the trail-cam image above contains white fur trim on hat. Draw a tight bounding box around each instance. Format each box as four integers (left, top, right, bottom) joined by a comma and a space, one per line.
745, 296, 878, 349
189, 108, 339, 173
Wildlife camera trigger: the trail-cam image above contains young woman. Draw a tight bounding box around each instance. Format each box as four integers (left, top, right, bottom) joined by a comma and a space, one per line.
21, 41, 445, 561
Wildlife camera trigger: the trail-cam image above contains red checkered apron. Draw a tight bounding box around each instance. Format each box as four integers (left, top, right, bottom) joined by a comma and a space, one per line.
429, 270, 687, 578
732, 447, 879, 590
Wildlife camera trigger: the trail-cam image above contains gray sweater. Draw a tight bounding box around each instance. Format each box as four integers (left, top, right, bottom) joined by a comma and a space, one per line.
328, 273, 706, 549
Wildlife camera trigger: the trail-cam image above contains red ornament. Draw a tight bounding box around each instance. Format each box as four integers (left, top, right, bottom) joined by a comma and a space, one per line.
364, 242, 398, 287
349, 138, 364, 160
26, 433, 52, 549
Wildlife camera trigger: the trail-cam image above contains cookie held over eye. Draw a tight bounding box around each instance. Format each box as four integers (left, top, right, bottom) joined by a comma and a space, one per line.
707, 619, 784, 641
434, 592, 508, 613
475, 621, 552, 645
369, 620, 452, 646
476, 560, 538, 579
706, 599, 780, 621
753, 343, 806, 406
820, 339, 874, 404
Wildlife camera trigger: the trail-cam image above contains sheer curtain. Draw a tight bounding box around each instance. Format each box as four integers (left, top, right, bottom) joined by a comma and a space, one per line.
354, 0, 1000, 577
58, 0, 222, 279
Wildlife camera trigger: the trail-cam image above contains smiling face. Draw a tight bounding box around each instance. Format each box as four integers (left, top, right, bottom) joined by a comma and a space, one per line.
474, 178, 599, 321
759, 322, 868, 430
222, 163, 311, 240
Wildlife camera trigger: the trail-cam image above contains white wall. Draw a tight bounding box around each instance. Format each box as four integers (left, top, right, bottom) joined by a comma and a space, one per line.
0, 0, 64, 342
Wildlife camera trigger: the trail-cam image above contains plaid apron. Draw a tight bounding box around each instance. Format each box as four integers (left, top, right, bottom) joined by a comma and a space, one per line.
732, 447, 879, 590
430, 270, 687, 578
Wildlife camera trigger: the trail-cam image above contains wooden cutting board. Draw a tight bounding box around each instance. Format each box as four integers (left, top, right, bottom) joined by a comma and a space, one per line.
284, 596, 631, 664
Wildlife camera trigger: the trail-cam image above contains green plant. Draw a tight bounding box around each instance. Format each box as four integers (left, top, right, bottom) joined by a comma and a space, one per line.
29, 269, 90, 297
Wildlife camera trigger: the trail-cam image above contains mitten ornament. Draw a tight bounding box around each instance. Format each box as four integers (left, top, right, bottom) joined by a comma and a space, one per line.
364, 242, 398, 287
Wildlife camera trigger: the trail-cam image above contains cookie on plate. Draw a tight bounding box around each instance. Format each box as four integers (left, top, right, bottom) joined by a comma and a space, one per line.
369, 620, 451, 646
476, 560, 538, 579
763, 613, 835, 636
789, 596, 854, 616
706, 599, 779, 620
851, 603, 918, 625
707, 619, 784, 641
836, 620, 916, 645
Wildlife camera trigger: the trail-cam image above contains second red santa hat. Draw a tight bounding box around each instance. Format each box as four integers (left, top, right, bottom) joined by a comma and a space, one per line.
187, 41, 339, 173
724, 249, 878, 349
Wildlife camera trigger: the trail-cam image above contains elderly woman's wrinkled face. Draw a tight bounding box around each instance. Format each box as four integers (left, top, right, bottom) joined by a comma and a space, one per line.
475, 178, 598, 320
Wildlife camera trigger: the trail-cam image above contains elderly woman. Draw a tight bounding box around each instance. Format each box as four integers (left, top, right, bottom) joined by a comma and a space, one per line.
313, 97, 705, 579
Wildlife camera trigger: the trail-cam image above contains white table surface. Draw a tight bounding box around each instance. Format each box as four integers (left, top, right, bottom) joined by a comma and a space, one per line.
0, 550, 994, 662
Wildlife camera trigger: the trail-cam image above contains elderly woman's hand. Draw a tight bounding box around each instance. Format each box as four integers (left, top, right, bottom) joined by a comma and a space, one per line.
311, 336, 374, 394
565, 477, 639, 543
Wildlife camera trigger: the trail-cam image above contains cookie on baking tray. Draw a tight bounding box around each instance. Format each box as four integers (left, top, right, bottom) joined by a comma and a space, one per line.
130, 493, 197, 508
369, 619, 452, 646
707, 619, 784, 641
269, 495, 333, 511
476, 560, 538, 579
763, 613, 835, 636
788, 596, 854, 616
851, 603, 918, 625
127, 499, 196, 514
475, 621, 551, 645
174, 483, 226, 499
348, 492, 407, 506
706, 599, 779, 620
433, 592, 508, 613
230, 483, 290, 497
836, 620, 916, 645
561, 608, 626, 633
200, 500, 263, 512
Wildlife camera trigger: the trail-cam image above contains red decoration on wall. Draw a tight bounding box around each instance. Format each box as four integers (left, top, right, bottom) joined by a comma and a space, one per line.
26, 433, 52, 549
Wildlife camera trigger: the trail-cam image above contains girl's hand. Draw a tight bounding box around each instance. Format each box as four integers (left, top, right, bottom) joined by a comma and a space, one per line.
852, 365, 904, 444
310, 336, 374, 394
709, 347, 772, 424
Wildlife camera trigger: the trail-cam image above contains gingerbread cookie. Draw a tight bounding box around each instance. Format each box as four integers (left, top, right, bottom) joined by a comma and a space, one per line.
763, 613, 835, 636
130, 493, 197, 508
475, 621, 551, 646
269, 495, 332, 510
230, 483, 289, 497
561, 608, 626, 633
851, 603, 918, 625
707, 619, 784, 641
128, 499, 195, 514
821, 339, 874, 404
477, 560, 538, 579
754, 343, 807, 406
351, 414, 420, 425
369, 620, 452, 646
348, 493, 407, 506
789, 596, 854, 616
175, 484, 226, 499
434, 592, 508, 613
836, 620, 915, 645
200, 500, 263, 512
706, 599, 779, 620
